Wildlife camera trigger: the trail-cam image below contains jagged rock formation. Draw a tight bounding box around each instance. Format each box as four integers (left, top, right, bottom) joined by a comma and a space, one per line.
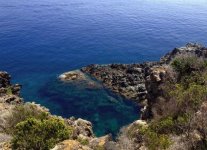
81, 63, 156, 105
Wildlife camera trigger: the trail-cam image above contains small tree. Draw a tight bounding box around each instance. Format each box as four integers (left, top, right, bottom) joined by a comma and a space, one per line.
12, 117, 73, 150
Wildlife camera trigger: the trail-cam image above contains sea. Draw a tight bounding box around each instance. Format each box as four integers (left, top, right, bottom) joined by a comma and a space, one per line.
0, 0, 207, 136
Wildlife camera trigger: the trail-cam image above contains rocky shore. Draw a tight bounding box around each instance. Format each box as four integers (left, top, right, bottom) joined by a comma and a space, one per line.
1, 43, 207, 150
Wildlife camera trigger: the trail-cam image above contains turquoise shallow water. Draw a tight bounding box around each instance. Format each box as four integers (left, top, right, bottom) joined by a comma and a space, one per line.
0, 0, 207, 136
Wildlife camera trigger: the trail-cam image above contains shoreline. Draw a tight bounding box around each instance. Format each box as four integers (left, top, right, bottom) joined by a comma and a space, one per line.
1, 43, 206, 149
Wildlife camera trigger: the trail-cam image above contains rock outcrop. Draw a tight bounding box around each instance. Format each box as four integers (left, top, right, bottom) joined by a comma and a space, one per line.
160, 43, 207, 64
81, 63, 154, 103
80, 43, 207, 119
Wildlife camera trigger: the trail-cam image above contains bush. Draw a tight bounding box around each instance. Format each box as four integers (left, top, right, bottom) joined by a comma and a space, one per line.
159, 55, 207, 120
141, 55, 207, 149
171, 55, 207, 77
6, 87, 13, 95
170, 83, 207, 112
127, 124, 141, 139
11, 117, 73, 150
77, 137, 89, 145
6, 103, 49, 134
151, 117, 175, 134
139, 126, 172, 150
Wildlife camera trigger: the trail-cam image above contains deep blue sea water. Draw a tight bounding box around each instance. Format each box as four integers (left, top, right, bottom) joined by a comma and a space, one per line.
0, 0, 207, 136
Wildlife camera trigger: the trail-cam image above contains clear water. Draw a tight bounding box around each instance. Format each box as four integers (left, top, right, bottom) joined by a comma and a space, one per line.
0, 0, 207, 136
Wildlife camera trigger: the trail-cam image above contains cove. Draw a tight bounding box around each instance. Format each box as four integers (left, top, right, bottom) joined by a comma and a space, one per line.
37, 77, 139, 137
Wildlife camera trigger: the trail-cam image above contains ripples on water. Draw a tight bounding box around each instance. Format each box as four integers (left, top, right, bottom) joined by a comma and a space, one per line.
0, 0, 207, 136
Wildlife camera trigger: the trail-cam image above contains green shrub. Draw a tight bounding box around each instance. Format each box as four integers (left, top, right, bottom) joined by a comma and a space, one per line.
77, 137, 89, 145
139, 126, 172, 150
143, 55, 207, 149
11, 117, 73, 150
6, 104, 49, 134
6, 87, 13, 95
170, 83, 207, 111
127, 124, 141, 139
151, 117, 174, 134
171, 56, 207, 77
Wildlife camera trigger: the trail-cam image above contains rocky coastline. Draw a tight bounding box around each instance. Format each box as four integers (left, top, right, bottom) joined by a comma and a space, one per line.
1, 43, 207, 150
58, 43, 207, 149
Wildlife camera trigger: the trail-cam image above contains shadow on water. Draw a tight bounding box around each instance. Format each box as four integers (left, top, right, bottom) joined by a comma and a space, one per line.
38, 78, 140, 137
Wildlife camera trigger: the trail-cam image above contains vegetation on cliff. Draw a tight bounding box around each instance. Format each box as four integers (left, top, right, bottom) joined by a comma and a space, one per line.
12, 117, 73, 150
125, 54, 207, 150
